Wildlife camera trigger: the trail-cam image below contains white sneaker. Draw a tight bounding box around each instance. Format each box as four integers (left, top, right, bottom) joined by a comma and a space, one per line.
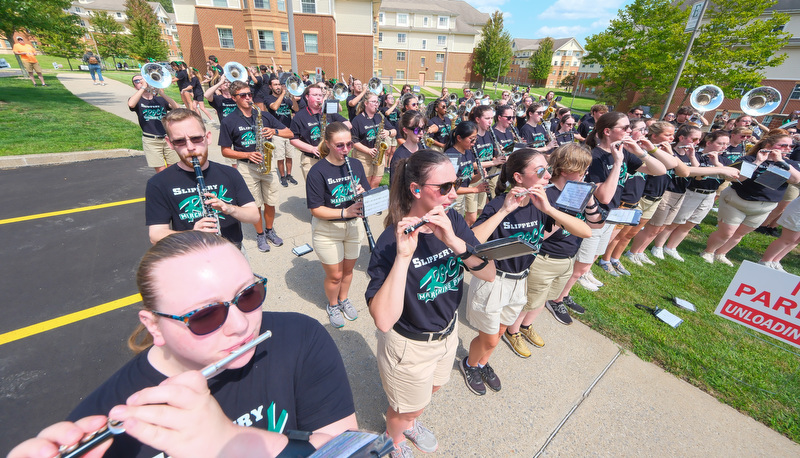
577, 275, 599, 291
638, 252, 656, 265
773, 262, 786, 272
663, 247, 684, 262
715, 254, 734, 266
624, 251, 643, 266
699, 251, 715, 264
584, 270, 604, 287
650, 246, 664, 260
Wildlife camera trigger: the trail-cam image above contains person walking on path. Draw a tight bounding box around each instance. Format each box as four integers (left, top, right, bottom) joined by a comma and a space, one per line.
13, 36, 46, 86
82, 51, 105, 86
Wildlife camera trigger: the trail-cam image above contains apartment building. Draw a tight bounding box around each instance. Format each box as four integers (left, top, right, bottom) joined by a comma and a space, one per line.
376, 0, 489, 87
506, 37, 585, 89
172, 0, 378, 81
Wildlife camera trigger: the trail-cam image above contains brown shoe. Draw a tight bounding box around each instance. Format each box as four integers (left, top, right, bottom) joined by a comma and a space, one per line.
520, 326, 544, 347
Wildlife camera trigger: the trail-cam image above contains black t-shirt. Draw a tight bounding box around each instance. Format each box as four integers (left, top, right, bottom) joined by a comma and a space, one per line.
724, 143, 745, 163
577, 117, 595, 139
345, 94, 359, 120
145, 162, 254, 244
255, 76, 274, 103
586, 146, 643, 211
219, 108, 285, 154
250, 75, 267, 103
444, 146, 476, 181
620, 170, 647, 204
731, 156, 800, 202
520, 123, 547, 148
365, 211, 479, 334
129, 96, 171, 136
175, 69, 189, 91
380, 106, 399, 128
389, 143, 415, 186
68, 312, 355, 458
474, 131, 495, 162
429, 115, 452, 145
492, 127, 514, 151
265, 93, 295, 127
539, 185, 586, 258
665, 152, 695, 194
474, 195, 551, 273
190, 76, 203, 98
351, 112, 384, 149
554, 130, 576, 146
290, 107, 347, 148
209, 95, 238, 120
306, 158, 370, 220
688, 153, 733, 192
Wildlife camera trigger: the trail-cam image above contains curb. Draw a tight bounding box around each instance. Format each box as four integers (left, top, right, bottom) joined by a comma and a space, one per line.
0, 149, 142, 170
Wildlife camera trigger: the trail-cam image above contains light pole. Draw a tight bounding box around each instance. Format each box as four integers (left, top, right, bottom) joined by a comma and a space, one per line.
441, 46, 448, 92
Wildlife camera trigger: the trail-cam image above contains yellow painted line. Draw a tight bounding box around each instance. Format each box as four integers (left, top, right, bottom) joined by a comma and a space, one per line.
0, 294, 142, 346
0, 197, 146, 225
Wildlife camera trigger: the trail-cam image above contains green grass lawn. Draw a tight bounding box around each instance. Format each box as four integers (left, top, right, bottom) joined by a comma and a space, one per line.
0, 76, 141, 155
0, 52, 141, 73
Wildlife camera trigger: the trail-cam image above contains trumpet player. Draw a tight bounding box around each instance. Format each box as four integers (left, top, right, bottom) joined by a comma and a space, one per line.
266, 76, 301, 187
129, 74, 180, 173
220, 81, 293, 253
351, 92, 396, 189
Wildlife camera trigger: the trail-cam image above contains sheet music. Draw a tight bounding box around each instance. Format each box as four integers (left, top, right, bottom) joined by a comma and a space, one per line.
362, 186, 390, 217
605, 209, 641, 225
555, 181, 594, 213
739, 161, 757, 179
754, 165, 790, 189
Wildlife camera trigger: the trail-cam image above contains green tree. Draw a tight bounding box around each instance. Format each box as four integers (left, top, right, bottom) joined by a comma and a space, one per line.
0, 0, 78, 73
91, 11, 128, 67
560, 73, 576, 91
38, 22, 84, 71
527, 37, 554, 87
157, 0, 174, 13
472, 11, 513, 90
583, 0, 790, 109
125, 0, 168, 62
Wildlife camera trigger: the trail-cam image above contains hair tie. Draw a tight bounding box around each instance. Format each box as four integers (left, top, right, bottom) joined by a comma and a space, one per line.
505, 181, 511, 188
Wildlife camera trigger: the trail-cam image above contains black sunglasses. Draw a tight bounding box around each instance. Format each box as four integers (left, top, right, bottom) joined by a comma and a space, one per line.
421, 178, 463, 195
169, 135, 206, 147
151, 275, 267, 335
236, 92, 253, 98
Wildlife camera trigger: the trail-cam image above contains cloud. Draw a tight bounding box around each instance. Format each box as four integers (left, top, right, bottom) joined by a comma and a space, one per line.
535, 25, 589, 37
537, 0, 625, 21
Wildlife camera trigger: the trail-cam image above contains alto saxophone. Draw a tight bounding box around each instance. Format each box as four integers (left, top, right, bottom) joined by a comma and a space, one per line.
252, 104, 274, 174
372, 112, 388, 165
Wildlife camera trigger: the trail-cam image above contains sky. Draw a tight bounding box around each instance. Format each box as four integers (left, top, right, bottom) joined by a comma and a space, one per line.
463, 0, 636, 44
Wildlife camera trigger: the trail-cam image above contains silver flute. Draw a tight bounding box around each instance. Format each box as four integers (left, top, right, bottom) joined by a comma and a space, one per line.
403, 201, 458, 235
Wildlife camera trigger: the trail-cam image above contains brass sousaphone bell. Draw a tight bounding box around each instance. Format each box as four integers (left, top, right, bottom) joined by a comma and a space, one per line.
141, 63, 173, 89
223, 62, 248, 82
740, 86, 782, 117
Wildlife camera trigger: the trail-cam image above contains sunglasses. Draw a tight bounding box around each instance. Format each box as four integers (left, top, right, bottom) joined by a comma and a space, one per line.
421, 178, 463, 195
500, 115, 515, 120
534, 111, 545, 115
532, 166, 552, 178
235, 92, 253, 98
151, 275, 267, 336
334, 141, 354, 150
412, 127, 425, 135
169, 135, 206, 147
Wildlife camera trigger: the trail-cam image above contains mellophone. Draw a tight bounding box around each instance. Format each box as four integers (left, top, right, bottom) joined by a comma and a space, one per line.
59, 331, 273, 458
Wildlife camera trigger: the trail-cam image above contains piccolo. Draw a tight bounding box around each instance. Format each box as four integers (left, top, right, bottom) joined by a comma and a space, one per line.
60, 331, 273, 458
403, 201, 457, 235
514, 184, 554, 198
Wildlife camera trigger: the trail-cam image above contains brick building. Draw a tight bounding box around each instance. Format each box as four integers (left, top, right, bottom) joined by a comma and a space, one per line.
172, 0, 378, 81
506, 37, 585, 89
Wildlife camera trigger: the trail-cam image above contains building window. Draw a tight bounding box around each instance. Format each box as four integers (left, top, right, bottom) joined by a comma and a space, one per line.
552, 70, 556, 75
75, 6, 81, 12
437, 35, 446, 46
116, 12, 122, 18
423, 16, 429, 27
397, 51, 405, 61
436, 53, 444, 63
421, 57, 425, 67
378, 12, 384, 24
254, 0, 268, 9
247, 30, 253, 49
303, 33, 317, 52
553, 60, 558, 65
218, 28, 234, 48
378, 32, 382, 42
396, 70, 405, 79
80, 19, 86, 26
438, 16, 448, 28
397, 13, 408, 26
258, 30, 275, 50
280, 31, 289, 51
575, 51, 581, 57
373, 21, 377, 33
377, 69, 382, 77
242, 0, 248, 8
397, 33, 406, 44
434, 71, 442, 81
790, 84, 800, 100
301, 0, 315, 14
373, 46, 377, 61
213, 0, 227, 6
277, 0, 285, 11
421, 39, 426, 50
378, 50, 382, 60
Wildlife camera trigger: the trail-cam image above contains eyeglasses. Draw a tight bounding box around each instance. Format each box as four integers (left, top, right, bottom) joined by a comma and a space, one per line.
616, 125, 633, 131
500, 115, 515, 120
773, 143, 792, 148
133, 79, 144, 84
334, 141, 355, 150
534, 111, 545, 115
151, 275, 267, 336
421, 178, 464, 195
169, 135, 206, 147
532, 166, 552, 178
235, 92, 253, 98
634, 127, 648, 133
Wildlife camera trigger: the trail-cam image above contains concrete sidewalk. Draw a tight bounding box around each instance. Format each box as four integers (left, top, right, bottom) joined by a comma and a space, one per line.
40, 73, 800, 455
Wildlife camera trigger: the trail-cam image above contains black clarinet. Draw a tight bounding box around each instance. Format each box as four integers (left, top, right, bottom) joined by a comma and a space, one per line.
344, 156, 376, 252
472, 145, 493, 201
192, 157, 221, 235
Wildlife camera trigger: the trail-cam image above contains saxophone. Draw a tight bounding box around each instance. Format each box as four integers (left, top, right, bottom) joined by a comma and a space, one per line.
320, 107, 327, 147
372, 112, 388, 165
252, 104, 274, 174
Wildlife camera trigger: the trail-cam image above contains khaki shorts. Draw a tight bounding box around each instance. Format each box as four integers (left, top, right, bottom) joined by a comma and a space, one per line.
23, 61, 42, 73
272, 135, 298, 161
673, 189, 716, 225
239, 161, 279, 207
524, 254, 574, 312
777, 197, 800, 232
352, 149, 385, 178
387, 137, 398, 148
377, 324, 459, 413
717, 186, 777, 228
311, 217, 363, 264
649, 191, 685, 227
142, 135, 180, 168
576, 223, 614, 264
300, 154, 320, 181
636, 196, 662, 221
464, 190, 480, 213
466, 273, 528, 334
783, 183, 800, 202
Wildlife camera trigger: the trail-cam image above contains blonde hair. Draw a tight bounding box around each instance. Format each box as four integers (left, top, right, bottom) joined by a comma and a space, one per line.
548, 143, 592, 180
317, 121, 351, 159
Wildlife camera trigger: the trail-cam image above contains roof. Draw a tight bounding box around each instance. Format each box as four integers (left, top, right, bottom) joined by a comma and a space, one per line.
72, 0, 126, 12
512, 37, 575, 53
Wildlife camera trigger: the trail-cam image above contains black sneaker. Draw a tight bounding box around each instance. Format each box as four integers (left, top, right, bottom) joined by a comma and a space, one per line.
459, 358, 486, 395
286, 174, 298, 185
562, 296, 585, 314
545, 300, 573, 325
480, 363, 501, 392
279, 175, 288, 187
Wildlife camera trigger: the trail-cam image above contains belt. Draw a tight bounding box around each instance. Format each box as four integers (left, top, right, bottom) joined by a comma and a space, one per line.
303, 152, 318, 159
619, 201, 638, 209
540, 253, 571, 260
142, 132, 165, 139
497, 268, 529, 280
642, 195, 663, 202
689, 188, 716, 195
393, 313, 457, 342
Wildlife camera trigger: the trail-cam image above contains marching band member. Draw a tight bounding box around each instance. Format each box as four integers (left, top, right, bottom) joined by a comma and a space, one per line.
520, 104, 556, 154
492, 105, 516, 150
128, 74, 180, 173
289, 85, 350, 180
366, 150, 495, 458
351, 92, 397, 189
554, 113, 578, 145
389, 110, 426, 185
346, 79, 367, 121
470, 105, 505, 217
306, 122, 369, 328
577, 104, 608, 140
205, 76, 238, 122
265, 76, 301, 187
219, 81, 293, 253
444, 121, 491, 226
427, 98, 452, 151
380, 92, 401, 166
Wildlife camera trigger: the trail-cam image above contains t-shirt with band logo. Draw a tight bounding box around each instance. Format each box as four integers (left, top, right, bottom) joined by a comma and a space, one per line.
209, 95, 238, 120
218, 107, 286, 155
444, 146, 476, 182
380, 106, 399, 128
586, 146, 643, 211
265, 93, 295, 127
365, 211, 479, 334
520, 123, 548, 148
539, 185, 587, 258
306, 158, 370, 221
731, 156, 800, 202
290, 107, 348, 149
429, 115, 452, 145
666, 151, 696, 194
688, 153, 733, 192
350, 112, 384, 150
129, 96, 171, 136
473, 131, 495, 162
492, 127, 514, 151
